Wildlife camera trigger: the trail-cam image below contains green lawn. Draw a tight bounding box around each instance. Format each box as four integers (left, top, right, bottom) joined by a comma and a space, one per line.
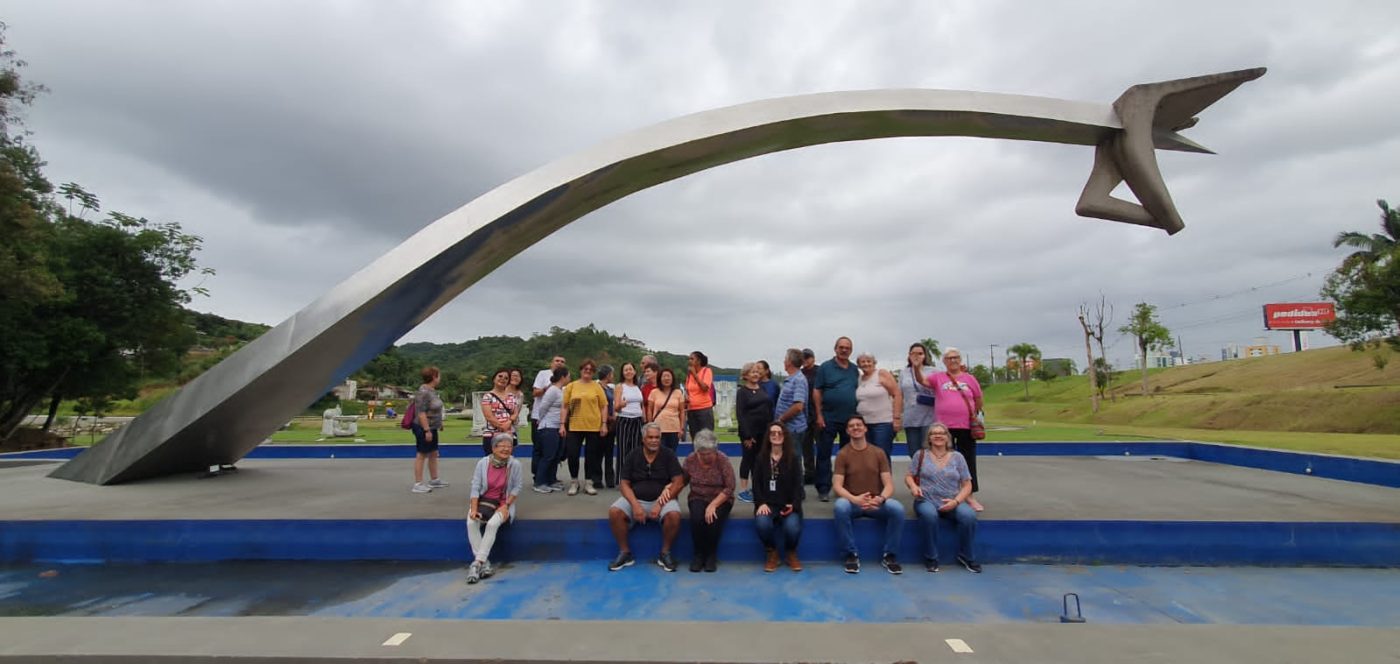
989, 417, 1400, 459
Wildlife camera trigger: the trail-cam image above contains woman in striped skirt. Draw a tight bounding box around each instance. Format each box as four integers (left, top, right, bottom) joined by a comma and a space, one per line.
613, 362, 646, 477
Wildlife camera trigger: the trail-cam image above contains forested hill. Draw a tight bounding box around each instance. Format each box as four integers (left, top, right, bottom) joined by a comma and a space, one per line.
384, 324, 738, 394
188, 310, 271, 348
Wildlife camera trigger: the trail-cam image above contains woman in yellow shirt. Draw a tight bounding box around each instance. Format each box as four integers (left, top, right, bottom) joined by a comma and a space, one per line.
560, 359, 609, 496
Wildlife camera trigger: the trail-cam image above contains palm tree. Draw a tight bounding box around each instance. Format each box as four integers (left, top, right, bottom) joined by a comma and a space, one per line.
1007, 342, 1041, 398
919, 337, 941, 360
1333, 199, 1400, 275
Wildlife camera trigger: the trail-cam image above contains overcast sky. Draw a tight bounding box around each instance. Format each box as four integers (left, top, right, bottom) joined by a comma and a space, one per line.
6, 1, 1399, 373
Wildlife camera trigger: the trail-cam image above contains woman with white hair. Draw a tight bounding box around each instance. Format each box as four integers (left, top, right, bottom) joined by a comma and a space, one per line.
466, 433, 524, 584
924, 347, 985, 512
854, 352, 902, 459
681, 429, 736, 572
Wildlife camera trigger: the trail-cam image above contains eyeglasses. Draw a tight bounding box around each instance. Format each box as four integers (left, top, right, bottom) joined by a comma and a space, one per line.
944, 356, 961, 360
768, 430, 784, 437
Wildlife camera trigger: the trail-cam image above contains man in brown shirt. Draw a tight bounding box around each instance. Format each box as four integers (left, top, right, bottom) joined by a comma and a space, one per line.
832, 415, 905, 574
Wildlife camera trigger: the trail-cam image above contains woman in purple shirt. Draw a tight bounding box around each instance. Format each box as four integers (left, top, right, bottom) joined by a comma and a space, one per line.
905, 423, 980, 573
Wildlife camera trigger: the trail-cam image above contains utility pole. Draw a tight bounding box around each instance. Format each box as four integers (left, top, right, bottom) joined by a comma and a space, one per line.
989, 344, 999, 385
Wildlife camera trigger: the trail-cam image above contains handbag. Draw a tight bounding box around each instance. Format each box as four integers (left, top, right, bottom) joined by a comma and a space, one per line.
954, 379, 986, 440
475, 497, 500, 522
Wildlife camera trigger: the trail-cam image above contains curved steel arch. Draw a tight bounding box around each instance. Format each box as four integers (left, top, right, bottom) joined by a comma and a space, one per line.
54, 68, 1264, 484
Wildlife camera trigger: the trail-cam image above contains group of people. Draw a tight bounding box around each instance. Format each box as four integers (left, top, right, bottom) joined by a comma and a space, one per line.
401, 336, 986, 581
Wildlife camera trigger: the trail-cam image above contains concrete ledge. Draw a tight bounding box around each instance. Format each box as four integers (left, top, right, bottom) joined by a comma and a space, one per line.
4, 518, 1397, 567
9, 441, 1396, 487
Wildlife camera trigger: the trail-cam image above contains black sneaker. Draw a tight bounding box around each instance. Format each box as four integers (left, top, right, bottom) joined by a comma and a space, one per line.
925, 559, 940, 573
703, 554, 717, 573
882, 553, 903, 575
843, 554, 860, 574
818, 492, 831, 503
656, 551, 677, 572
608, 551, 635, 571
689, 557, 703, 573
957, 555, 982, 573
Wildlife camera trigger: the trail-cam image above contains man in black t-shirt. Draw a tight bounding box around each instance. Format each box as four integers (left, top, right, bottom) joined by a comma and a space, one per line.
608, 423, 685, 572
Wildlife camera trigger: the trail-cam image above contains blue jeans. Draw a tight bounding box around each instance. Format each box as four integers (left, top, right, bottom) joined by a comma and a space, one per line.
533, 427, 561, 487
815, 420, 851, 494
866, 422, 894, 459
833, 497, 904, 557
753, 511, 803, 552
914, 498, 977, 562
904, 426, 929, 458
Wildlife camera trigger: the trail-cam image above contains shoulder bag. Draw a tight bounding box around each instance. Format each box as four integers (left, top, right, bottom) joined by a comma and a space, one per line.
955, 380, 986, 440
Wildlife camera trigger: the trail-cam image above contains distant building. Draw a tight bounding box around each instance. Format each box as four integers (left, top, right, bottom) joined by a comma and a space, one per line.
1040, 358, 1076, 377
333, 379, 357, 401
1244, 344, 1281, 358
618, 334, 647, 349
1142, 349, 1187, 369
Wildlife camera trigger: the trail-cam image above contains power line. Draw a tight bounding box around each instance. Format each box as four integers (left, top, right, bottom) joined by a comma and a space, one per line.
1159, 273, 1315, 311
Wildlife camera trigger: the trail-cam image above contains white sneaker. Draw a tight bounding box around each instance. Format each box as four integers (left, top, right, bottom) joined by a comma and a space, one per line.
566, 480, 580, 496
532, 485, 554, 494
411, 482, 432, 494
480, 560, 494, 578
583, 479, 598, 496
466, 560, 481, 584
549, 482, 565, 490
428, 478, 448, 488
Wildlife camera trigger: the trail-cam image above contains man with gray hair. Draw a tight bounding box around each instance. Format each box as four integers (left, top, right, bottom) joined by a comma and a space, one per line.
608, 422, 685, 572
774, 348, 807, 448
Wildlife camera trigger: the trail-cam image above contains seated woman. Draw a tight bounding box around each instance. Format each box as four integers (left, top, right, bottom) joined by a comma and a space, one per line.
905, 423, 981, 573
682, 429, 735, 572
752, 422, 804, 572
467, 433, 524, 584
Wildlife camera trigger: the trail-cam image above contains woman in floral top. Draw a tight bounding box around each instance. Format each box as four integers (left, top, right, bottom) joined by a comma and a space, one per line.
480, 368, 520, 455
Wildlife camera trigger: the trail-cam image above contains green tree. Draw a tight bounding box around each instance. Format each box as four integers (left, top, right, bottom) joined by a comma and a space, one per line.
1007, 342, 1041, 398
1119, 302, 1172, 396
1323, 199, 1400, 351
968, 363, 992, 386
0, 30, 209, 442
1092, 357, 1113, 400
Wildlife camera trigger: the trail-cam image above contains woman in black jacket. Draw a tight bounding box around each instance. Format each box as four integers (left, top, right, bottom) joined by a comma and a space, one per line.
735, 362, 774, 503
752, 421, 805, 572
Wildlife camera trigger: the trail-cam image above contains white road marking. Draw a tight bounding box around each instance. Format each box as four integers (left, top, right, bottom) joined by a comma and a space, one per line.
382, 632, 412, 647
946, 638, 974, 653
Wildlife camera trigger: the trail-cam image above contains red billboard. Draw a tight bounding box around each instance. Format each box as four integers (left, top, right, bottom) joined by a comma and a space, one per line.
1263, 302, 1336, 330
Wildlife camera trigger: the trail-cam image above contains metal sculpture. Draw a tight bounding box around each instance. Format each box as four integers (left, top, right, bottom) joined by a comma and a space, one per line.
53, 68, 1265, 484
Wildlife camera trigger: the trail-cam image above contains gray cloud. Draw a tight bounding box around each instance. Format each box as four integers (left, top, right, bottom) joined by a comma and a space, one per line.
6, 0, 1399, 373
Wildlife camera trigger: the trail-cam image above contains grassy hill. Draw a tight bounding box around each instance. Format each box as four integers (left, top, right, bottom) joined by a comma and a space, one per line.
985, 345, 1400, 435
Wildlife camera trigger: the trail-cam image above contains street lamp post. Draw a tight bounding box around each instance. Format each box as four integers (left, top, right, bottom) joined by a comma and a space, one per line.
989, 344, 999, 385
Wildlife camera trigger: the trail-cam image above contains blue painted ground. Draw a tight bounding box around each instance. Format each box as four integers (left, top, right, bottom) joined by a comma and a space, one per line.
2, 562, 1397, 626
